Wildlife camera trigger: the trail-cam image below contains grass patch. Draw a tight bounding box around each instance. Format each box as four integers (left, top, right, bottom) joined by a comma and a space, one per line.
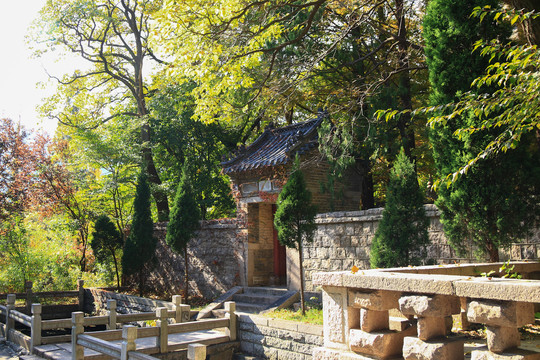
263, 308, 323, 325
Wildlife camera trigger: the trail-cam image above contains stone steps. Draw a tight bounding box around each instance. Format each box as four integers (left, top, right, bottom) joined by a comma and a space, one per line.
231, 287, 289, 314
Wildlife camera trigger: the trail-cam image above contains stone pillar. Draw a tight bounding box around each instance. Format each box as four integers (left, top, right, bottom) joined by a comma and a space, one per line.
225, 301, 237, 341
107, 300, 117, 330
156, 307, 168, 353
71, 312, 84, 360
399, 294, 464, 360
188, 343, 206, 360
172, 295, 183, 323
467, 299, 536, 358
25, 281, 33, 314
121, 326, 137, 360
6, 294, 15, 341
77, 279, 85, 311
31, 304, 42, 351
347, 289, 417, 359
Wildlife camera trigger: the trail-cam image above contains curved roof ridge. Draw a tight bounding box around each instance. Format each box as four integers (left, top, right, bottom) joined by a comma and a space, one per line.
221, 112, 327, 174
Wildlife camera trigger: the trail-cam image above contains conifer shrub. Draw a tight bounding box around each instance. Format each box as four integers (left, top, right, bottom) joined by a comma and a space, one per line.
122, 171, 156, 296
166, 168, 201, 301
274, 156, 317, 315
370, 150, 429, 268
91, 215, 123, 289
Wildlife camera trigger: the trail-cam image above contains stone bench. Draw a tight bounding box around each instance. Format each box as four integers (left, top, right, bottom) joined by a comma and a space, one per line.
312, 262, 540, 360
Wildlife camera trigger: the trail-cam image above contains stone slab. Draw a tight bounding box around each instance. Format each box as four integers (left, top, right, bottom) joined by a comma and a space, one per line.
467, 300, 535, 328
455, 278, 540, 303
402, 336, 465, 360
417, 316, 449, 341
313, 347, 379, 360
486, 326, 521, 353
399, 295, 460, 317
348, 290, 400, 311
349, 326, 416, 359
360, 309, 389, 332
341, 272, 469, 295
471, 347, 540, 360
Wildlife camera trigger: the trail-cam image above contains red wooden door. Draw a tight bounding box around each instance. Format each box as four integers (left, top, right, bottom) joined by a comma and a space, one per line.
272, 205, 287, 283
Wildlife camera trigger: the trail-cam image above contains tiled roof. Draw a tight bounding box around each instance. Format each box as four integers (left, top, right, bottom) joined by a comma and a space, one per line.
221, 113, 326, 174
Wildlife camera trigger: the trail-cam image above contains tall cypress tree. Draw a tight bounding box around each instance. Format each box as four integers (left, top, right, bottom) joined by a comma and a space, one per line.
166, 168, 201, 301
122, 171, 156, 296
370, 149, 429, 268
274, 157, 317, 315
424, 0, 540, 261
91, 215, 123, 289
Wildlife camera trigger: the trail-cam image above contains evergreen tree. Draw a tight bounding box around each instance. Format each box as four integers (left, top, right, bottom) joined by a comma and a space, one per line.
122, 171, 156, 296
166, 168, 201, 301
274, 157, 317, 315
424, 0, 540, 261
91, 215, 123, 289
370, 149, 429, 268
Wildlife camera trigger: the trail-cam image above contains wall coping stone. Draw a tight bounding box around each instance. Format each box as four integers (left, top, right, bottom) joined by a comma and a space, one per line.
313, 262, 540, 303
314, 204, 440, 224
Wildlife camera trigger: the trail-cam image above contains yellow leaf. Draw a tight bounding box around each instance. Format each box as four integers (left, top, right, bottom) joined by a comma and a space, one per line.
351, 265, 359, 274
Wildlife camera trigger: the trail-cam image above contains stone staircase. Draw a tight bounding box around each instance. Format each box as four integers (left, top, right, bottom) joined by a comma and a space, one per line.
232, 287, 291, 313
205, 287, 298, 318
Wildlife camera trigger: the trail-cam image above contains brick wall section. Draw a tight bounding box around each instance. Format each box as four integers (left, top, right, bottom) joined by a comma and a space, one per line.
238, 314, 323, 360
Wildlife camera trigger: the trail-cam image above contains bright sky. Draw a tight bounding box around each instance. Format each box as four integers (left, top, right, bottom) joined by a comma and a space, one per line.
0, 1, 76, 135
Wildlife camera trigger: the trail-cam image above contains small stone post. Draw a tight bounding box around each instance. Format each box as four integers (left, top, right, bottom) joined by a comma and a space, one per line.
121, 326, 137, 360
25, 281, 33, 313
179, 304, 191, 323
172, 295, 182, 323
31, 304, 42, 351
225, 301, 237, 341
77, 279, 85, 312
467, 299, 535, 356
187, 343, 207, 360
348, 290, 416, 359
107, 300, 117, 330
156, 307, 168, 353
6, 294, 16, 341
399, 294, 463, 360
71, 312, 84, 360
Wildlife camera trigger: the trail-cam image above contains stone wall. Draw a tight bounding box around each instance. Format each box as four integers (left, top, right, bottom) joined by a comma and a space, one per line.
300, 205, 540, 291
148, 218, 245, 299
143, 205, 540, 298
238, 314, 323, 360
84, 287, 175, 315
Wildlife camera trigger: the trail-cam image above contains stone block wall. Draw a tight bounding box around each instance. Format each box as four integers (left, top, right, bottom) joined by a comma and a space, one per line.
238, 314, 323, 360
141, 205, 539, 298
147, 218, 245, 299
301, 205, 540, 292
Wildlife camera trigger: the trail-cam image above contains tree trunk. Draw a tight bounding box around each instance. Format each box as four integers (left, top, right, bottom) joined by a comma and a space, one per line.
112, 251, 121, 290
505, 0, 540, 44
359, 160, 375, 209
138, 270, 144, 297
394, 0, 417, 165
184, 247, 189, 303
485, 240, 500, 262
298, 241, 306, 316
140, 122, 170, 221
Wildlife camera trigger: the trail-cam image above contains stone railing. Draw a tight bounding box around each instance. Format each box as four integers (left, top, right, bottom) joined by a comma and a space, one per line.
312, 262, 540, 359
71, 302, 237, 360
0, 294, 189, 352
